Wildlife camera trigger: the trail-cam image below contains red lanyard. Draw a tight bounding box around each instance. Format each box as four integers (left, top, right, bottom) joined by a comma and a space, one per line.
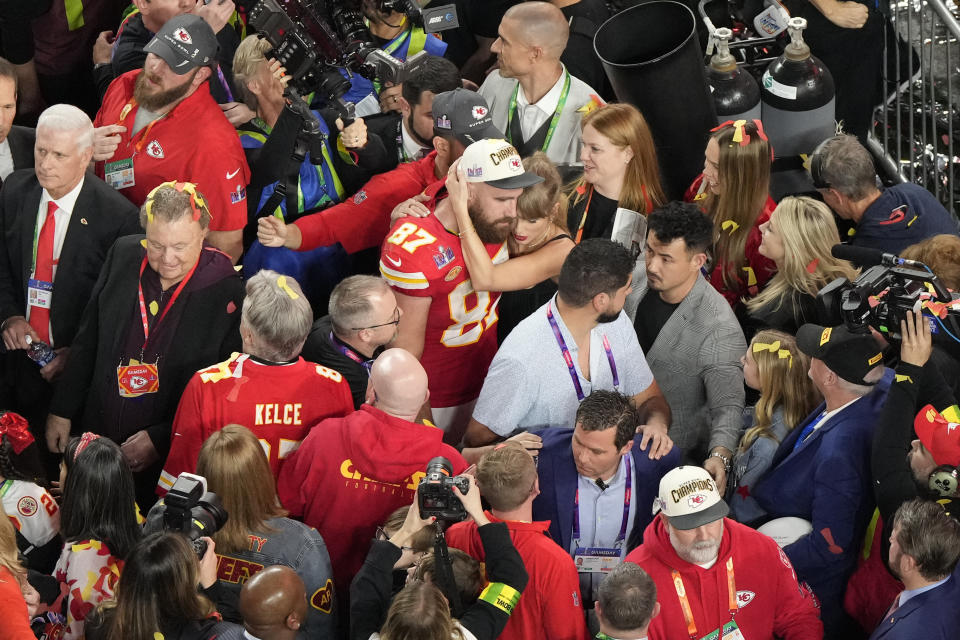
116, 98, 164, 154
672, 557, 737, 639
137, 254, 197, 350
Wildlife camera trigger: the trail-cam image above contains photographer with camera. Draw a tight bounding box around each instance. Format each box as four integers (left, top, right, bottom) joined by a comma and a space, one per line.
446, 441, 589, 640
351, 473, 528, 640
155, 425, 336, 638
278, 347, 466, 601
85, 532, 243, 640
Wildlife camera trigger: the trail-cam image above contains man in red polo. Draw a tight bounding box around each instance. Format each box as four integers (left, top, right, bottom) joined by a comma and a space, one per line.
92, 14, 249, 262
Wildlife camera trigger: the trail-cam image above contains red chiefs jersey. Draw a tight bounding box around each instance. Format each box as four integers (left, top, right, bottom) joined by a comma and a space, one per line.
159, 353, 353, 493
379, 187, 508, 407
94, 69, 250, 232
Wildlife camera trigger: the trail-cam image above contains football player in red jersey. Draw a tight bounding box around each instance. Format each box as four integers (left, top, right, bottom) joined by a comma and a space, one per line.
380, 138, 543, 443
158, 270, 353, 493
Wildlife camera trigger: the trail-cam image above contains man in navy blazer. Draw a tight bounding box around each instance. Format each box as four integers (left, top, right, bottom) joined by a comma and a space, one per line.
868, 498, 960, 640
753, 323, 893, 636
532, 391, 681, 604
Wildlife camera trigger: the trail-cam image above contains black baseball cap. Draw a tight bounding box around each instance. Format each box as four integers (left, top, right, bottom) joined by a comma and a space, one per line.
796, 324, 884, 385
432, 88, 503, 145
144, 14, 218, 75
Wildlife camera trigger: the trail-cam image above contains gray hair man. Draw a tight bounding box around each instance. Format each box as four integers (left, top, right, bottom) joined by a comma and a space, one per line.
301, 275, 401, 409
811, 134, 959, 254
159, 269, 354, 491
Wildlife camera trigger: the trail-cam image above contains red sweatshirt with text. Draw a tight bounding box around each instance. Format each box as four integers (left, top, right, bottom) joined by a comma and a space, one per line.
276, 404, 466, 591
625, 516, 822, 640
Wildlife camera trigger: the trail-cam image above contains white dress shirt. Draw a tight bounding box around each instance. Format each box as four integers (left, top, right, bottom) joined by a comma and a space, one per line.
515, 67, 567, 141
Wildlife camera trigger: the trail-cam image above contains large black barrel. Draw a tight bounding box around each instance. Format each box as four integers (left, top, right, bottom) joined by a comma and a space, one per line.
594, 1, 717, 200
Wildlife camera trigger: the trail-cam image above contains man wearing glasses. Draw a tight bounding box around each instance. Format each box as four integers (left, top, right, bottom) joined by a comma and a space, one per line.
302, 275, 402, 410
158, 270, 355, 492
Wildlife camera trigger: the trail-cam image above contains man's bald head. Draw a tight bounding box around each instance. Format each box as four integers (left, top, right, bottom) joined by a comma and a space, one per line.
240, 565, 308, 640
503, 1, 569, 59
367, 348, 430, 418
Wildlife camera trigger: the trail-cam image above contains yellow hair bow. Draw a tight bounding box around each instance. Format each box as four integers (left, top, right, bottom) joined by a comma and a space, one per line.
721, 220, 740, 234
276, 276, 300, 300
144, 181, 207, 223
753, 341, 793, 368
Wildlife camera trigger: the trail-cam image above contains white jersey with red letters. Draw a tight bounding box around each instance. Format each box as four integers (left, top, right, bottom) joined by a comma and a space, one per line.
159, 353, 353, 493
379, 192, 508, 407
1, 479, 60, 547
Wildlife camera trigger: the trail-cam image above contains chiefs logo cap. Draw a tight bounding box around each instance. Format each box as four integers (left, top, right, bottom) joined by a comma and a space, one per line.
652, 466, 729, 530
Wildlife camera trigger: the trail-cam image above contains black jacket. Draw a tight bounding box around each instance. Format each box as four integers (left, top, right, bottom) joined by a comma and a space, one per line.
48, 235, 243, 456
0, 170, 141, 347
6, 125, 35, 173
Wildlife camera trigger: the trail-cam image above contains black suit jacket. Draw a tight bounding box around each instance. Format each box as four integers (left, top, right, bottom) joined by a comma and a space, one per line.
0, 170, 141, 347
7, 126, 35, 171
48, 236, 244, 455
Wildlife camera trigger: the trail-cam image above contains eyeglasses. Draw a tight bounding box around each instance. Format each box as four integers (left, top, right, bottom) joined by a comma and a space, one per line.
352, 307, 401, 331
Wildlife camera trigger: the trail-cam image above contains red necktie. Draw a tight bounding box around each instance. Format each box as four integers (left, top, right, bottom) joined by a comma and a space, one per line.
28, 201, 57, 344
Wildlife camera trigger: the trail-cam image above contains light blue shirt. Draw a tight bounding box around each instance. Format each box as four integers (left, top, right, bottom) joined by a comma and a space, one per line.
570, 455, 638, 601
899, 576, 950, 607
473, 295, 655, 436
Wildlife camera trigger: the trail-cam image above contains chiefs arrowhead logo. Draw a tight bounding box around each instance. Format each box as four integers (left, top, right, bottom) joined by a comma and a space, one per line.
687, 494, 706, 508
174, 27, 192, 44
146, 140, 164, 158
736, 590, 756, 608
509, 157, 522, 170
130, 376, 147, 390
471, 105, 488, 119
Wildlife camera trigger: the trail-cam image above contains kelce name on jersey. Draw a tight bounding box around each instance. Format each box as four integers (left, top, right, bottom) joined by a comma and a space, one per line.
255, 403, 303, 426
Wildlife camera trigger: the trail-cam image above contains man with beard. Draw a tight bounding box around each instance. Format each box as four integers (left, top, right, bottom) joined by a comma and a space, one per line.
464, 238, 670, 452
625, 466, 823, 640
379, 138, 541, 443
868, 499, 960, 640
91, 15, 250, 263
625, 202, 746, 490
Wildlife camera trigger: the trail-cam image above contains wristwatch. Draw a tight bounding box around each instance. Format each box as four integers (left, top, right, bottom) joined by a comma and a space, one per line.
707, 451, 731, 473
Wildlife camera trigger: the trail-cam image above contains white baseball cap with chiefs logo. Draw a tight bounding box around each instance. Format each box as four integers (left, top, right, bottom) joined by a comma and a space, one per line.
652, 466, 729, 530
459, 138, 544, 190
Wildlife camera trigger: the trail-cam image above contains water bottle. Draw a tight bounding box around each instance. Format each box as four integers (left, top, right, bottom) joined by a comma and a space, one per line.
24, 335, 57, 367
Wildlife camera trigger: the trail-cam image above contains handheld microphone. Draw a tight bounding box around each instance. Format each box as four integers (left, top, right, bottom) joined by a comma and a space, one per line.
595, 478, 607, 491
830, 244, 927, 270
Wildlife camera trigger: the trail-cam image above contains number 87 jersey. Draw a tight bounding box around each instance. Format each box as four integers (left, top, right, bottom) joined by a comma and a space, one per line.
380, 203, 509, 408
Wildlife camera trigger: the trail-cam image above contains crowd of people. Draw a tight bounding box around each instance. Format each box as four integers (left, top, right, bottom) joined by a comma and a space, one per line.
1, 1, 960, 640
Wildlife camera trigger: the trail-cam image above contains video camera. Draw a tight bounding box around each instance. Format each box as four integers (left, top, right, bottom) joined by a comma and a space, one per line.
818, 245, 960, 343
418, 456, 470, 522
243, 0, 457, 109
155, 473, 229, 558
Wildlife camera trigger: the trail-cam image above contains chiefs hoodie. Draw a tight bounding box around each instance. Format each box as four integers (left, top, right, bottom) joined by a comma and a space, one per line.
624, 516, 822, 640
277, 404, 466, 591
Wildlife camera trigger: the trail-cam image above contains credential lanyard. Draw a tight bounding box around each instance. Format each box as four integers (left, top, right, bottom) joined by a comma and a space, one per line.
572, 458, 631, 546
672, 557, 737, 640
546, 302, 619, 401
115, 98, 164, 155
507, 71, 571, 154
137, 254, 197, 351
574, 184, 652, 244
329, 332, 373, 373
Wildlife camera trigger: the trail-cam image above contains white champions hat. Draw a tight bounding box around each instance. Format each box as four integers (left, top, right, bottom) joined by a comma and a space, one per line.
652, 466, 730, 530
458, 138, 544, 190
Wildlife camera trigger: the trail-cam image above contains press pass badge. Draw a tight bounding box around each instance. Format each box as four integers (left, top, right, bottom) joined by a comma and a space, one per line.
104, 158, 135, 190
573, 547, 622, 574
699, 620, 746, 640
27, 279, 53, 309
117, 362, 159, 397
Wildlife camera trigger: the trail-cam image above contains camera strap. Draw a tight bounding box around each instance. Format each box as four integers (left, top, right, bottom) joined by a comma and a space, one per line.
432, 523, 464, 617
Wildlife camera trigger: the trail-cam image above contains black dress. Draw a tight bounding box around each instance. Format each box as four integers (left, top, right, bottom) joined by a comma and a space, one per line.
496, 234, 574, 343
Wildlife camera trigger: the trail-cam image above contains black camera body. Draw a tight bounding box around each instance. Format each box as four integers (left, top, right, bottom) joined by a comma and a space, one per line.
418, 457, 470, 521
817, 262, 960, 342
158, 473, 229, 558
